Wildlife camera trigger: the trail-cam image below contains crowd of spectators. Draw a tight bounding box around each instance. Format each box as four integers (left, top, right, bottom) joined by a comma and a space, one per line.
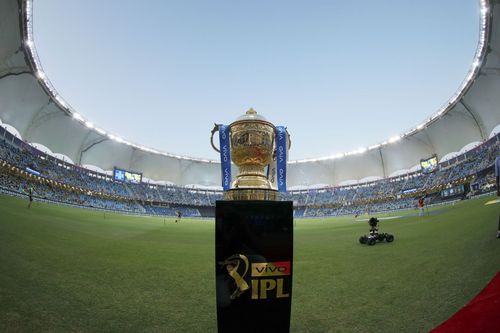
0, 131, 498, 218
288, 137, 499, 217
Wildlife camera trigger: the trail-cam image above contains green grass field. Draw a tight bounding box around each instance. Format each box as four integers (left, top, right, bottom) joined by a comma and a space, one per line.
0, 195, 499, 332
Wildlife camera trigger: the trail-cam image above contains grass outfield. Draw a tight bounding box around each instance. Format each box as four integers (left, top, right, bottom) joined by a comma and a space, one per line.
0, 195, 499, 332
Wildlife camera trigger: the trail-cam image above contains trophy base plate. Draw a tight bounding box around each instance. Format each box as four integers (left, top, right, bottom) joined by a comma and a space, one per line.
223, 188, 279, 201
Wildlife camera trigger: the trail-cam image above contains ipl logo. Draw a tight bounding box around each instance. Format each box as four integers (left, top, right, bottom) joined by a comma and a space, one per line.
220, 254, 291, 300
219, 254, 250, 299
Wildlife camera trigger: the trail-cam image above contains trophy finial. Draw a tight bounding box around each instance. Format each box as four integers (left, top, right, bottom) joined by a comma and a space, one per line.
246, 108, 257, 115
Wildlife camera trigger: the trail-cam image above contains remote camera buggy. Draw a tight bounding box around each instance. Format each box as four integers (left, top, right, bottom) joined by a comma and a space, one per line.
359, 217, 394, 246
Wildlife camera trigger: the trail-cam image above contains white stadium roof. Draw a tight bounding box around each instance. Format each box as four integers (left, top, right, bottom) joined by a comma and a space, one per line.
0, 0, 499, 188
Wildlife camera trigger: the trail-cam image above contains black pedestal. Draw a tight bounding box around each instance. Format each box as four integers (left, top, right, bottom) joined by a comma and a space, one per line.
215, 200, 293, 333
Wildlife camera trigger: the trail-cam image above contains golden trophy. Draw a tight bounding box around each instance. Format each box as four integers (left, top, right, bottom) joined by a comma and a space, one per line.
210, 108, 290, 201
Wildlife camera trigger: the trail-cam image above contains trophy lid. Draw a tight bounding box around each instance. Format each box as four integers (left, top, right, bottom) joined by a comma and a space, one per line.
233, 108, 273, 125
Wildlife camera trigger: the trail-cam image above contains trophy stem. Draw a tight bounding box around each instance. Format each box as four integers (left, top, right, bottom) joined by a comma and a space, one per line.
232, 165, 271, 189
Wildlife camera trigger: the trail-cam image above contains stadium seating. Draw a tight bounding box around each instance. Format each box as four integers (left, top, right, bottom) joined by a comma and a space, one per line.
0, 132, 498, 217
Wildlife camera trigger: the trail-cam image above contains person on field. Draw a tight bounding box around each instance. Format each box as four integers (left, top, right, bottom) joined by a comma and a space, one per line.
418, 196, 425, 217
25, 185, 34, 208
495, 155, 500, 238
175, 210, 182, 223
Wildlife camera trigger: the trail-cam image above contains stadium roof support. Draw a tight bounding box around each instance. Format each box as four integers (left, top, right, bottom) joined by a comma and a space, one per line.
0, 0, 499, 187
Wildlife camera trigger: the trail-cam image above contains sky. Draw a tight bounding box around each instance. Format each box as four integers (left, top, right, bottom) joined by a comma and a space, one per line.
33, 0, 480, 161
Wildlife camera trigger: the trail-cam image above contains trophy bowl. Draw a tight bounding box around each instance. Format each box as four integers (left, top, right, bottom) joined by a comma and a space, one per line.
229, 109, 275, 189
211, 108, 288, 200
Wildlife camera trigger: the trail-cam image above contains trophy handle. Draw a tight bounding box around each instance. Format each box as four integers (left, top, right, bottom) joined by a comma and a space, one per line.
271, 127, 292, 160
271, 128, 276, 160
285, 128, 292, 150
210, 123, 221, 153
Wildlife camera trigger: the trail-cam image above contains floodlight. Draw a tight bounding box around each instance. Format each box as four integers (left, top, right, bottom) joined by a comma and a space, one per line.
355, 147, 367, 154
95, 128, 106, 135
36, 70, 45, 79
72, 113, 84, 121
388, 135, 401, 143
334, 153, 345, 159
